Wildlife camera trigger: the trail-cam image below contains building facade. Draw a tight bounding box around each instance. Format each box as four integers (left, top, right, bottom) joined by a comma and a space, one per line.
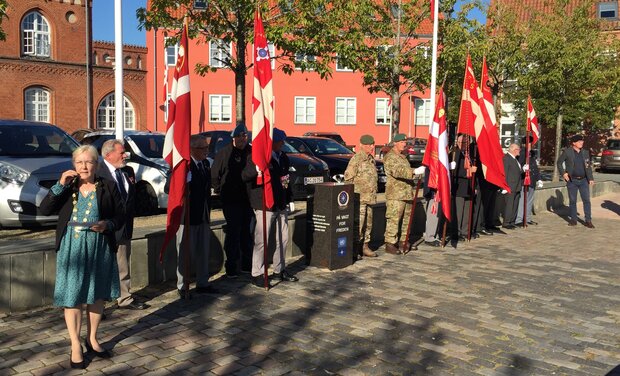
0, 0, 147, 134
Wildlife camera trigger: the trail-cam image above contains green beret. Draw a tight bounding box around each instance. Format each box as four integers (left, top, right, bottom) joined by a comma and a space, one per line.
393, 133, 406, 142
360, 134, 375, 145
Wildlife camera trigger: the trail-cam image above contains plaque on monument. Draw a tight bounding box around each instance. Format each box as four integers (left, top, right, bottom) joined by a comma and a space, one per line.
306, 182, 354, 270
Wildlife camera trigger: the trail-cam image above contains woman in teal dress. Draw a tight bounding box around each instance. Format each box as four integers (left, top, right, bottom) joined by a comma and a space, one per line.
40, 145, 125, 369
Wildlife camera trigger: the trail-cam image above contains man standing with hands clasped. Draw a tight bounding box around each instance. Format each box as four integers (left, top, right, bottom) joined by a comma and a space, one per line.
557, 134, 595, 228
344, 134, 379, 259
501, 143, 525, 230
99, 139, 148, 310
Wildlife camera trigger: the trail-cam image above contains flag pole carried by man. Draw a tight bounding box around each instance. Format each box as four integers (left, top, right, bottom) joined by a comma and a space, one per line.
159, 20, 191, 298
251, 9, 275, 290
522, 95, 541, 227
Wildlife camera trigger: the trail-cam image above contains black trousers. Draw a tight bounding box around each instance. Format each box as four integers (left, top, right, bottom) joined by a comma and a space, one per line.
502, 191, 521, 226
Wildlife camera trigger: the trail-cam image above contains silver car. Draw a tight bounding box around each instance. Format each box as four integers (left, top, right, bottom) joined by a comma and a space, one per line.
0, 120, 79, 228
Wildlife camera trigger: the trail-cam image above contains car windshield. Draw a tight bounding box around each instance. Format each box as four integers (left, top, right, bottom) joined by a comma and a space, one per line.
0, 124, 78, 157
301, 138, 353, 155
129, 134, 165, 158
282, 141, 298, 153
607, 140, 620, 150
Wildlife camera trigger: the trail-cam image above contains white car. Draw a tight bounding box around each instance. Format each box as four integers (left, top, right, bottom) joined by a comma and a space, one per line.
0, 120, 80, 228
79, 130, 169, 215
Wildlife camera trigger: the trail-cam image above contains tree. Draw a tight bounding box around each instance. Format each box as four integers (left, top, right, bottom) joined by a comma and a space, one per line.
138, 0, 366, 124
0, 0, 8, 41
506, 0, 620, 180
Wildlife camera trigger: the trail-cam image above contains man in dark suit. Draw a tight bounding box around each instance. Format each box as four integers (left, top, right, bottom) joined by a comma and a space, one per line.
557, 134, 595, 228
99, 139, 147, 310
501, 143, 524, 229
176, 134, 217, 298
516, 136, 542, 226
451, 135, 477, 241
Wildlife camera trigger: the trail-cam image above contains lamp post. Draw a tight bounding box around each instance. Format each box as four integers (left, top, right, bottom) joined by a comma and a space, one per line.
114, 0, 124, 140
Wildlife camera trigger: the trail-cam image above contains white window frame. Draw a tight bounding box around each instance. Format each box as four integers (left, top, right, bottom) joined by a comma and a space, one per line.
414, 98, 431, 126
375, 98, 391, 125
209, 40, 231, 68
336, 54, 353, 72
294, 96, 317, 124
268, 42, 276, 70
599, 2, 618, 19
335, 97, 356, 125
97, 93, 136, 130
21, 12, 50, 57
194, 0, 207, 9
416, 45, 430, 59
295, 52, 316, 70
164, 37, 179, 66
24, 87, 50, 122
209, 94, 232, 123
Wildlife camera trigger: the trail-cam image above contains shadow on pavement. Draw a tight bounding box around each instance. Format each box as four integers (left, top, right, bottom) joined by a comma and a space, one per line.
601, 200, 620, 217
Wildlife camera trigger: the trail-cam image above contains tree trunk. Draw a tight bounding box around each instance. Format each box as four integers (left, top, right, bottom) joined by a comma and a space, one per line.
391, 90, 400, 141
235, 36, 246, 125
552, 112, 563, 182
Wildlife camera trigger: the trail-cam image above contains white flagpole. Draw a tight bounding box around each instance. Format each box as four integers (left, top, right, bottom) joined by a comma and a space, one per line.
429, 0, 439, 117
114, 0, 124, 139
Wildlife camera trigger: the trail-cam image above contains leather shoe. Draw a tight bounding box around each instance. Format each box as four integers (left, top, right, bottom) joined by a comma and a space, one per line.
527, 220, 538, 225
195, 285, 221, 294
401, 241, 416, 252
252, 275, 271, 288
585, 221, 595, 228
424, 240, 441, 247
362, 243, 378, 257
480, 229, 493, 236
177, 289, 192, 299
471, 233, 480, 239
568, 220, 578, 226
85, 340, 112, 359
384, 242, 402, 255
502, 225, 516, 230
69, 348, 85, 369
118, 301, 148, 310
275, 270, 299, 282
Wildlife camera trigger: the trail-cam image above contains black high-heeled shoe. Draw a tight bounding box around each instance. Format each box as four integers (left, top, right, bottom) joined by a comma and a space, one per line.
69, 348, 85, 369
85, 340, 112, 359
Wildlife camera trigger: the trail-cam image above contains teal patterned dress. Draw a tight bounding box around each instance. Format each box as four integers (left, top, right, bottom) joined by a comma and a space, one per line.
51, 183, 120, 307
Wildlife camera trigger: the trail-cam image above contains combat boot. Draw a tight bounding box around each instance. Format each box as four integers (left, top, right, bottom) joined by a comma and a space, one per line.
362, 243, 378, 257
384, 242, 402, 255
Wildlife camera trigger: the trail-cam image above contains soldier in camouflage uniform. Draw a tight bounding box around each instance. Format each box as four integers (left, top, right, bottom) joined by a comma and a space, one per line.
344, 134, 379, 259
383, 133, 425, 254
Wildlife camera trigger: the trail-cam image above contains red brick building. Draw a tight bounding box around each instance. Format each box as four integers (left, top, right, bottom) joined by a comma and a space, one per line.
0, 0, 147, 134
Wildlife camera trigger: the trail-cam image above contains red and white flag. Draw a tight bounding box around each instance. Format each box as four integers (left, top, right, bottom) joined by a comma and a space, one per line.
160, 22, 191, 261
252, 9, 274, 209
422, 88, 451, 221
457, 55, 510, 192
162, 60, 169, 104
480, 57, 505, 163
430, 0, 436, 21
527, 95, 540, 146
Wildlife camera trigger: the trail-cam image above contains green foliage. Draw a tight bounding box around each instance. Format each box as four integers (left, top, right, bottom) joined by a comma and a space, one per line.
0, 0, 8, 41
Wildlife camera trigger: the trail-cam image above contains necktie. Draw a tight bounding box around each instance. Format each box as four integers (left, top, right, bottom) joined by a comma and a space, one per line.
115, 169, 128, 201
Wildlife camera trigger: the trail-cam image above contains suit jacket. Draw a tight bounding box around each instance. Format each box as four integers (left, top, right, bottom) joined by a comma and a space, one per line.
97, 164, 136, 240
503, 153, 523, 193
242, 152, 292, 211
556, 147, 594, 182
188, 159, 212, 225
452, 148, 474, 198
211, 143, 251, 204
518, 150, 541, 188
39, 176, 125, 253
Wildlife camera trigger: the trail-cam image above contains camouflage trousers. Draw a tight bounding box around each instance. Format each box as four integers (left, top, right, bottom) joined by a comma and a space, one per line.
353, 200, 373, 246
384, 199, 412, 245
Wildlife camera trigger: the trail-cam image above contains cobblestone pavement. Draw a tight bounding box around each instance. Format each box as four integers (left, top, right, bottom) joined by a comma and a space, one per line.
1, 194, 619, 376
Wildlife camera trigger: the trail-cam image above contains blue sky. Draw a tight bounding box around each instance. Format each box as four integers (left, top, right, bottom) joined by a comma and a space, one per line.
92, 0, 488, 46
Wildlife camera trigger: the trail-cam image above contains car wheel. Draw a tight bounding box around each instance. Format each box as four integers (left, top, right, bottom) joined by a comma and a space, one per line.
135, 182, 158, 216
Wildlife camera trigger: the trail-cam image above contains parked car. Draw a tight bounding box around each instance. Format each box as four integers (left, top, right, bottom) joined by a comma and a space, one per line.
199, 130, 331, 200
302, 132, 347, 146
0, 120, 80, 228
379, 137, 427, 167
600, 139, 620, 173
286, 136, 386, 192
78, 130, 169, 215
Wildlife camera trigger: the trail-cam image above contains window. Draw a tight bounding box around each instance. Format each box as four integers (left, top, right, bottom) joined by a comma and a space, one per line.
209, 95, 232, 123
414, 98, 431, 126
375, 98, 391, 125
165, 38, 179, 66
336, 55, 353, 72
194, 0, 207, 9
24, 87, 50, 122
294, 97, 316, 124
295, 52, 316, 70
97, 93, 136, 129
335, 97, 356, 125
268, 42, 276, 70
599, 2, 618, 19
416, 45, 430, 59
209, 40, 231, 68
22, 11, 50, 57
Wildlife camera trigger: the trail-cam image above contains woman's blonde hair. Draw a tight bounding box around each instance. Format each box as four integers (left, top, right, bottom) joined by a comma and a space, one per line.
72, 145, 99, 164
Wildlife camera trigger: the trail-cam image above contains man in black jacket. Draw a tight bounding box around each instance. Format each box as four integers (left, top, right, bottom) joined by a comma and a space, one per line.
501, 143, 524, 229
176, 134, 216, 298
557, 134, 595, 228
211, 123, 253, 278
242, 128, 298, 288
98, 139, 147, 310
451, 135, 477, 240
516, 136, 542, 226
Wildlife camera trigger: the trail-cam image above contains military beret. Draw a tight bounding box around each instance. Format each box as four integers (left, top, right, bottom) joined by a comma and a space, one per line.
360, 134, 375, 145
231, 122, 248, 137
393, 133, 406, 142
272, 128, 287, 142
570, 134, 584, 143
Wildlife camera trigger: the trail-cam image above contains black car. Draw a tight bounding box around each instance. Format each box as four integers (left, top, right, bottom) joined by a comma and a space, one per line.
379, 137, 426, 167
199, 130, 330, 200
286, 136, 386, 192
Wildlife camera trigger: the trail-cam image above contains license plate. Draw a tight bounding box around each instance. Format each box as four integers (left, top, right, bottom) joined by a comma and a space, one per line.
304, 176, 323, 185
